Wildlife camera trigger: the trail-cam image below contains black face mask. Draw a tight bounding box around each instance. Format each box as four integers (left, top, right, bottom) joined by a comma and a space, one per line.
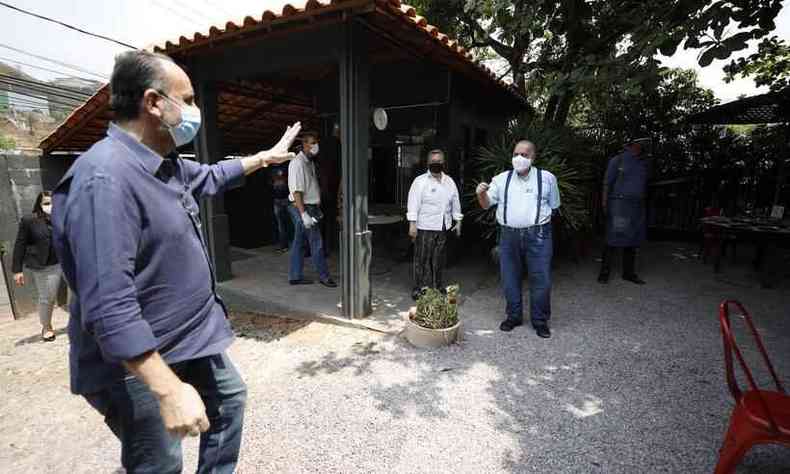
429, 163, 444, 174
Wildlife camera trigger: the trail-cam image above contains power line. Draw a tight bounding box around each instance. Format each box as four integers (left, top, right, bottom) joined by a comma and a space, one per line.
198, 0, 233, 18
5, 97, 75, 111
0, 76, 94, 102
148, 0, 208, 28
2, 91, 85, 110
0, 1, 138, 49
3, 94, 86, 111
0, 79, 92, 104
0, 56, 98, 83
0, 73, 95, 97
169, 0, 216, 24
0, 43, 109, 80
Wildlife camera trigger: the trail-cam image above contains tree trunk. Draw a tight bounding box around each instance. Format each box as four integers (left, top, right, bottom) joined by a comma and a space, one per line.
774, 126, 789, 207
512, 67, 526, 97
544, 94, 559, 123
553, 91, 576, 125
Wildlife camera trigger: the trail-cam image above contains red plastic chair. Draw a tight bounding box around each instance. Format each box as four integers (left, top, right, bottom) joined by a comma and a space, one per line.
714, 300, 790, 474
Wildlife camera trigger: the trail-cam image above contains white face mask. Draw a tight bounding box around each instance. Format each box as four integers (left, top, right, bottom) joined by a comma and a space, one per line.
309, 143, 320, 156
512, 155, 532, 172
41, 203, 52, 215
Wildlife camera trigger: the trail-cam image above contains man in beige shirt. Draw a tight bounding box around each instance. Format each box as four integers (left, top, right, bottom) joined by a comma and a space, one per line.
287, 132, 336, 287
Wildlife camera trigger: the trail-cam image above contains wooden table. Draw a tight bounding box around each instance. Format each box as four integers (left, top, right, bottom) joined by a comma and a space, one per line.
700, 216, 790, 287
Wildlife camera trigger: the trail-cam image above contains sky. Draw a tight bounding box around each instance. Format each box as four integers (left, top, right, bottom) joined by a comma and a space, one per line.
0, 0, 788, 104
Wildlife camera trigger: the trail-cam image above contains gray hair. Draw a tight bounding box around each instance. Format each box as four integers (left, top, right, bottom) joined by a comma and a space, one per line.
110, 50, 174, 121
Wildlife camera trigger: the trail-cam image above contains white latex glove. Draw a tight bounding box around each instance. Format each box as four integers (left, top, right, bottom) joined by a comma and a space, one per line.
476, 182, 490, 195
408, 222, 417, 241
301, 212, 317, 229
452, 221, 462, 237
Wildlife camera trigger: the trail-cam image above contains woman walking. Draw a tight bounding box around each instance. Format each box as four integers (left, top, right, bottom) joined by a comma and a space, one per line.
12, 191, 64, 342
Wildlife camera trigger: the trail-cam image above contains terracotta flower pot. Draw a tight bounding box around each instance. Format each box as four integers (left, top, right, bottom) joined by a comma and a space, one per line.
404, 307, 461, 349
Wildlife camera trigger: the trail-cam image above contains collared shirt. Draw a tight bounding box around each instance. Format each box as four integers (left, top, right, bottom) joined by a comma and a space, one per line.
485, 167, 561, 228
288, 152, 321, 205
605, 150, 649, 199
51, 123, 245, 395
407, 172, 463, 231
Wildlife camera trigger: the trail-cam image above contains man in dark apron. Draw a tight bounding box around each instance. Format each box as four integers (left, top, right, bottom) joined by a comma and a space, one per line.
598, 138, 651, 285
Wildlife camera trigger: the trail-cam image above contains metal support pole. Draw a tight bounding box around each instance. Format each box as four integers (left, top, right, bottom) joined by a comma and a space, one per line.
194, 80, 234, 281
339, 20, 371, 318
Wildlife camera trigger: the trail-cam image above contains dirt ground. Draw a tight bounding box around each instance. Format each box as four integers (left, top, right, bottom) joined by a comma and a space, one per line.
2, 243, 789, 473
0, 309, 366, 473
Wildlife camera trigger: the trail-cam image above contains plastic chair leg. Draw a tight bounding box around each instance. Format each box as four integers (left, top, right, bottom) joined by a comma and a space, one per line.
714, 408, 759, 474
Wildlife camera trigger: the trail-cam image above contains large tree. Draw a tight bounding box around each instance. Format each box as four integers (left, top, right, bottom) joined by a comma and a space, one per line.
411, 0, 783, 125
724, 36, 790, 92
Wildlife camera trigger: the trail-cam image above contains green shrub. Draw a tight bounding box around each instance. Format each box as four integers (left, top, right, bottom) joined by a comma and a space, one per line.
0, 135, 16, 151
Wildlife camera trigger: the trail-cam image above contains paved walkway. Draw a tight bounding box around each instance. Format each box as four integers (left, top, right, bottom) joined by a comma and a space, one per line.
1, 242, 788, 473
219, 245, 489, 333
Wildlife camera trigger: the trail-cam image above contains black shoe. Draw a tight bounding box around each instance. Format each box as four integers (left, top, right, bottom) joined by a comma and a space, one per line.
320, 278, 337, 288
534, 323, 551, 338
622, 274, 646, 285
277, 247, 289, 254
597, 272, 609, 284
289, 279, 314, 285
499, 319, 522, 332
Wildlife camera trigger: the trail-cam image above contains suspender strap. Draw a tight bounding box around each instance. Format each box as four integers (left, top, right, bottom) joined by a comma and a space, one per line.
503, 170, 514, 225
503, 168, 543, 227
535, 168, 542, 226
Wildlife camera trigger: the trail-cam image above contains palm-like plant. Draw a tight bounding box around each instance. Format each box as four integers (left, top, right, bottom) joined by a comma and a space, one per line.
467, 116, 594, 244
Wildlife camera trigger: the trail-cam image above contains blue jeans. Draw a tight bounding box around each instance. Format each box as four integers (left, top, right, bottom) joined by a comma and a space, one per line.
273, 198, 291, 249
499, 224, 553, 325
84, 353, 247, 474
288, 204, 330, 282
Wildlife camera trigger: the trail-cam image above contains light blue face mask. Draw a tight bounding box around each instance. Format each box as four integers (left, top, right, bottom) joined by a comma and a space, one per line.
159, 92, 202, 147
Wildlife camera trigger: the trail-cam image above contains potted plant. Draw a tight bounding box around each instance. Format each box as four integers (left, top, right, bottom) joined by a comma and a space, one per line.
404, 285, 461, 348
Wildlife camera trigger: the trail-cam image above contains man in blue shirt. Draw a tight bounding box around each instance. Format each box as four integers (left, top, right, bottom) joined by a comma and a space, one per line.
476, 140, 561, 337
598, 138, 651, 285
51, 50, 301, 474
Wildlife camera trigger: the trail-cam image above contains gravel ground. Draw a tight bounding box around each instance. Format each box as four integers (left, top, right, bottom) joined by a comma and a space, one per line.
1, 242, 788, 473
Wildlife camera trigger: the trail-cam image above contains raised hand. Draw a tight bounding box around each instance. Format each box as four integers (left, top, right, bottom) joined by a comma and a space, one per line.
261, 122, 302, 166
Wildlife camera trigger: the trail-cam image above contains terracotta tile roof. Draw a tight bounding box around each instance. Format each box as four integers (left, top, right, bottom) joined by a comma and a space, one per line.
40, 0, 526, 153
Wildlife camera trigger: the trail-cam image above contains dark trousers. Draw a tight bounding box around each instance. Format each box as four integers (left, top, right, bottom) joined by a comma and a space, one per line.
413, 229, 448, 291
288, 204, 330, 282
273, 198, 291, 250
84, 353, 247, 474
499, 224, 553, 325
600, 246, 638, 277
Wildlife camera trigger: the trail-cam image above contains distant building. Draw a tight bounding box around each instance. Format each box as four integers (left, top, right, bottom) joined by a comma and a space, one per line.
0, 86, 8, 113
47, 77, 102, 118
0, 62, 42, 113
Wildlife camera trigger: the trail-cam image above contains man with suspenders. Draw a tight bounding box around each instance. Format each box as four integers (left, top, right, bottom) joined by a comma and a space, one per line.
476, 140, 562, 337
